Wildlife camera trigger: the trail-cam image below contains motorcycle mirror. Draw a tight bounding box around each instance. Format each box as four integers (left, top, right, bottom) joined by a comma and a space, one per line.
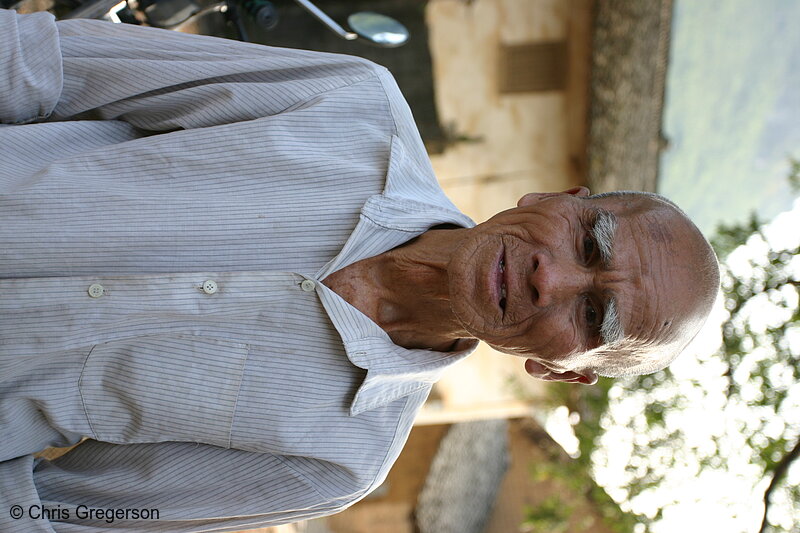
347, 11, 409, 47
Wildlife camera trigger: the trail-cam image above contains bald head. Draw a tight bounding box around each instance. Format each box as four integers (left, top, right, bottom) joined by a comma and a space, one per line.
579, 191, 720, 377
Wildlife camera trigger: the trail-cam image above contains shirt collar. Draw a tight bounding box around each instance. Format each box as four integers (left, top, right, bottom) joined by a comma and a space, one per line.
317, 283, 477, 416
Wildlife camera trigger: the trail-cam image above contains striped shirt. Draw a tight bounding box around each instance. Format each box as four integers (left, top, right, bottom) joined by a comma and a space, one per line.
0, 9, 477, 532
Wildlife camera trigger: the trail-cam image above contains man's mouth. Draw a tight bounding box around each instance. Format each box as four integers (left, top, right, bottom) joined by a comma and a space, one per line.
498, 249, 507, 313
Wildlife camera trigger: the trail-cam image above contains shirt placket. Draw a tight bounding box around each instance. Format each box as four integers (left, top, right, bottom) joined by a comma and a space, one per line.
0, 271, 309, 356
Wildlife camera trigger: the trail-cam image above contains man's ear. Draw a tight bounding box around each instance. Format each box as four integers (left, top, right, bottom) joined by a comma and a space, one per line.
517, 186, 591, 207
525, 359, 598, 385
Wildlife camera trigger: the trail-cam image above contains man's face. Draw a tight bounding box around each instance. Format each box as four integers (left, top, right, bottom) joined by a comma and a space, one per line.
446, 188, 703, 381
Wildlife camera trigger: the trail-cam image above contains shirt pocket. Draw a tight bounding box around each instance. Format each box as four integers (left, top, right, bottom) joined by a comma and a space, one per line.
78, 335, 249, 448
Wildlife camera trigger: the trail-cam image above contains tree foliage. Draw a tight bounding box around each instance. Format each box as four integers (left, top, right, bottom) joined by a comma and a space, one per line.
523, 375, 641, 533
788, 158, 800, 193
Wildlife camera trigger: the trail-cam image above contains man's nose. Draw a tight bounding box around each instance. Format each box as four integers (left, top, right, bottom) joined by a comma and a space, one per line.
528, 254, 588, 307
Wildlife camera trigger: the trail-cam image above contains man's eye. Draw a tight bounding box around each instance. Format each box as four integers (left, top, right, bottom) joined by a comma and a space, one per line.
583, 234, 596, 262
584, 299, 599, 328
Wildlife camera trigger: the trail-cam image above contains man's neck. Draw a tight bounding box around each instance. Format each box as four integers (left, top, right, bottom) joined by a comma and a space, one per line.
324, 227, 473, 351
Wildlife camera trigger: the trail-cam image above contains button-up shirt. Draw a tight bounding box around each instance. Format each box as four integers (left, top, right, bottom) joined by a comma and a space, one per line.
0, 9, 477, 531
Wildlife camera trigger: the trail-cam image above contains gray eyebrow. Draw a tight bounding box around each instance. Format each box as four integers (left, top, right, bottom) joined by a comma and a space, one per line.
591, 209, 617, 268
590, 209, 622, 344
600, 297, 624, 344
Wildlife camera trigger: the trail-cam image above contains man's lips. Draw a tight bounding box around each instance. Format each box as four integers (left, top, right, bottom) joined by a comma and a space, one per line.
492, 243, 508, 315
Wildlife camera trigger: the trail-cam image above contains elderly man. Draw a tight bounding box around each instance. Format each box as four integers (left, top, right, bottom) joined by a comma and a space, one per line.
0, 8, 718, 532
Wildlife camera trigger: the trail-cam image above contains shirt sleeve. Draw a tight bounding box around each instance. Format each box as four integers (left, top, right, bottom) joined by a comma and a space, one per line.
0, 8, 383, 130
0, 9, 63, 124
1, 440, 368, 532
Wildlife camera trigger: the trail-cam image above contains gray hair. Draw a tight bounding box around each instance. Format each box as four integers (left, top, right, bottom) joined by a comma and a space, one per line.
588, 189, 686, 214
581, 337, 680, 378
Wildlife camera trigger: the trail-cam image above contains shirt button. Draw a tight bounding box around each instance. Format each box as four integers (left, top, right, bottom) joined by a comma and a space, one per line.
300, 279, 316, 292
88, 284, 105, 298
202, 280, 218, 294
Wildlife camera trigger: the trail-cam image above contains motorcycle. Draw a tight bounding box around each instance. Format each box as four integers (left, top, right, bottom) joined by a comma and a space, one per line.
55, 0, 409, 47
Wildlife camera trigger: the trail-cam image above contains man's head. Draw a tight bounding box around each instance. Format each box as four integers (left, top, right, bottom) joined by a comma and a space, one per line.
446, 187, 719, 384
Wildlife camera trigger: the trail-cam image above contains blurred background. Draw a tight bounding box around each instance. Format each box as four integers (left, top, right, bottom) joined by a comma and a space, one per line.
14, 0, 799, 531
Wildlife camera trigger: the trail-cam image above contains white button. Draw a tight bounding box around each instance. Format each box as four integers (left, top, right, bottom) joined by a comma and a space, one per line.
88, 284, 105, 298
300, 280, 316, 292
202, 280, 218, 294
